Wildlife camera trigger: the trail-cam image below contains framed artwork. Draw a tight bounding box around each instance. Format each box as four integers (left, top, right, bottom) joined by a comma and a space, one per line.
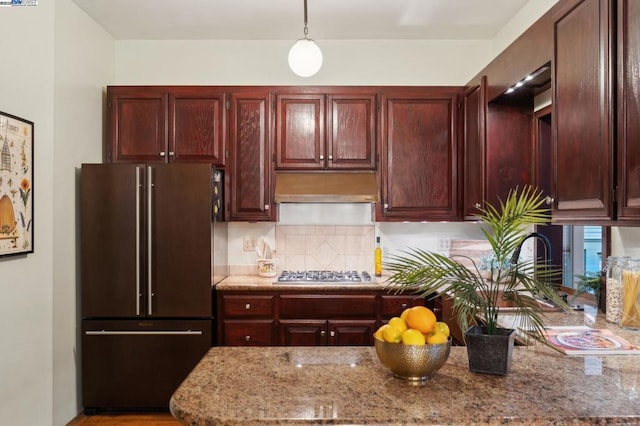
0, 111, 33, 257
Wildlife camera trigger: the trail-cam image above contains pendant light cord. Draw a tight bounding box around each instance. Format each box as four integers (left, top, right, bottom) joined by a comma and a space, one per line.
303, 0, 309, 38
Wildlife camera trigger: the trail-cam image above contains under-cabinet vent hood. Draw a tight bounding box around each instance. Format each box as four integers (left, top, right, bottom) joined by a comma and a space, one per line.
274, 172, 378, 203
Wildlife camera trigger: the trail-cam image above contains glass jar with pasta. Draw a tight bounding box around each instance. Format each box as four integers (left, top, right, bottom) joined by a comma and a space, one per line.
620, 259, 640, 329
606, 256, 627, 324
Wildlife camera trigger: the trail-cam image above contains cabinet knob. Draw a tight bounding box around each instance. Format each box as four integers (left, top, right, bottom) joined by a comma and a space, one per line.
320, 330, 326, 337
545, 196, 554, 206
264, 204, 270, 211
169, 151, 175, 157
320, 154, 324, 161
328, 155, 333, 161
433, 307, 441, 313
384, 203, 389, 209
159, 151, 166, 157
244, 335, 251, 342
330, 331, 335, 337
475, 203, 481, 209
245, 303, 251, 310
401, 303, 408, 309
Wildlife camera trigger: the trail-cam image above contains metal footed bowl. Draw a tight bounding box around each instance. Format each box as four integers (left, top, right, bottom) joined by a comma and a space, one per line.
374, 336, 451, 384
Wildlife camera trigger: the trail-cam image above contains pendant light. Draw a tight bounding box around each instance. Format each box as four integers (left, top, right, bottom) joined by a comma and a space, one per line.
288, 0, 323, 77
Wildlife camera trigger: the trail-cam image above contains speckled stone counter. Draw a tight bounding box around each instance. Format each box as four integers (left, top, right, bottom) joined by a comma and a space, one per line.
171, 338, 640, 425
215, 274, 387, 291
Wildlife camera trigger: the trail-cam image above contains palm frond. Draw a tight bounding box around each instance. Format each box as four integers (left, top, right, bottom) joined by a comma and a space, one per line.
385, 185, 569, 340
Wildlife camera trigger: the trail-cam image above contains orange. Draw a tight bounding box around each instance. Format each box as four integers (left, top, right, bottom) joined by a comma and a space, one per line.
400, 307, 411, 322
405, 306, 437, 334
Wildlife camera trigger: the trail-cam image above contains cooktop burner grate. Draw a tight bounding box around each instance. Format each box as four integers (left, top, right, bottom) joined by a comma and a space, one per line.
277, 270, 372, 283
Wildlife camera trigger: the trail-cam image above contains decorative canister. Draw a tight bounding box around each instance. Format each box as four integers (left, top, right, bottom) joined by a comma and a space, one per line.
257, 259, 278, 278
620, 258, 640, 329
605, 256, 627, 324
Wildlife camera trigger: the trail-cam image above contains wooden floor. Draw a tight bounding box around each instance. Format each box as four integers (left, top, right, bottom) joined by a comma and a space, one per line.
67, 413, 182, 425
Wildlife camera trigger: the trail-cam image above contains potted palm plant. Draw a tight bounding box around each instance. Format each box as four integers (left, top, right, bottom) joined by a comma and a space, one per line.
385, 186, 568, 375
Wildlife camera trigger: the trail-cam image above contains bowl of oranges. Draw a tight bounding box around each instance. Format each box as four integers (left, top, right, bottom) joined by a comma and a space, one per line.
373, 306, 451, 383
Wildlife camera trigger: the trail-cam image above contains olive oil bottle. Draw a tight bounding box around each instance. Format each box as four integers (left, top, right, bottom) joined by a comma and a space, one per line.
374, 236, 382, 277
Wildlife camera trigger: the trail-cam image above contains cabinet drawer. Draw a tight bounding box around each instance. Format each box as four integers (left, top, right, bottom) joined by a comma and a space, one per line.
221, 295, 274, 317
279, 294, 376, 318
222, 320, 275, 346
380, 295, 425, 318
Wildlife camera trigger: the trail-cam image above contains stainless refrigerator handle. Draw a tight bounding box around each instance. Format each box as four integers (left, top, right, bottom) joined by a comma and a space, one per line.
135, 166, 141, 316
85, 330, 203, 336
147, 166, 153, 315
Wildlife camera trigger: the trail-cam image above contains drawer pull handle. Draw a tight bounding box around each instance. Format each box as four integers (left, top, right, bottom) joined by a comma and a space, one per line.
433, 307, 441, 313
245, 303, 251, 310
330, 331, 335, 337
245, 335, 251, 342
401, 303, 408, 309
320, 330, 326, 337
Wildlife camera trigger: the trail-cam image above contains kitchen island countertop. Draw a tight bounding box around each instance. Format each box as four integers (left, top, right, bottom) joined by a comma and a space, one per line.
171, 328, 640, 425
215, 274, 387, 291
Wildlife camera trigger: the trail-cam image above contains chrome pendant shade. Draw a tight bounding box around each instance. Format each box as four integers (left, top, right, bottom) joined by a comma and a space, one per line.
288, 0, 322, 77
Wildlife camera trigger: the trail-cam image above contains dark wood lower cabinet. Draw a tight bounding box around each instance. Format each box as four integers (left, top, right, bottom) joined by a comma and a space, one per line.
217, 290, 427, 346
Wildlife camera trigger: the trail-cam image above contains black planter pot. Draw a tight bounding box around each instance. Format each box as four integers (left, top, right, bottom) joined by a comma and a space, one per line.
464, 325, 516, 375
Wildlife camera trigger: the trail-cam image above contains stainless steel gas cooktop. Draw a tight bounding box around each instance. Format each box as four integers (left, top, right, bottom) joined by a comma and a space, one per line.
277, 270, 373, 284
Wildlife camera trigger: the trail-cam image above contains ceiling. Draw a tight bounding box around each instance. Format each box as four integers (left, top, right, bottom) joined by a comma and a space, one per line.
71, 0, 531, 41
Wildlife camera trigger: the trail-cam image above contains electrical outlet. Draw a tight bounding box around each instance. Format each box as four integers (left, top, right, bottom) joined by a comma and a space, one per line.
437, 238, 451, 251
243, 236, 256, 251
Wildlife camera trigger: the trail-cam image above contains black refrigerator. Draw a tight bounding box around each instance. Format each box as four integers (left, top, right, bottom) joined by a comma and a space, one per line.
80, 163, 226, 412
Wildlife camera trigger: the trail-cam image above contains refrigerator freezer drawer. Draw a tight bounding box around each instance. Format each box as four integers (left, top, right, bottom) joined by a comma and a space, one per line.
82, 319, 212, 412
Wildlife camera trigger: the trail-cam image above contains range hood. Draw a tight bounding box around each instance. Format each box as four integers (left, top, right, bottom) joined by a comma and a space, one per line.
274, 172, 378, 203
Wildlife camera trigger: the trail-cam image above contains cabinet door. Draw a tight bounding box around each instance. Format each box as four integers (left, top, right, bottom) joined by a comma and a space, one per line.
616, 0, 640, 221
169, 87, 226, 165
276, 94, 325, 169
228, 91, 275, 221
552, 0, 614, 221
328, 320, 377, 346
463, 77, 487, 219
378, 89, 462, 221
107, 87, 168, 163
279, 320, 327, 346
149, 164, 212, 317
326, 93, 377, 169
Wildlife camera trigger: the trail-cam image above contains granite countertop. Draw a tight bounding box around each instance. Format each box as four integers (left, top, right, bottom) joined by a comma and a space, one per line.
215, 274, 388, 291
171, 339, 640, 425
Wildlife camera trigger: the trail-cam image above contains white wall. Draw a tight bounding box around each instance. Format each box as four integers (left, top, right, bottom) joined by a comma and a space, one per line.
53, 1, 114, 424
0, 2, 55, 425
114, 39, 493, 86
491, 0, 560, 57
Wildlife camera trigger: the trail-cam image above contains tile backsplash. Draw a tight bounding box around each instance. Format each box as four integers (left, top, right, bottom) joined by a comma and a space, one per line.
275, 225, 375, 272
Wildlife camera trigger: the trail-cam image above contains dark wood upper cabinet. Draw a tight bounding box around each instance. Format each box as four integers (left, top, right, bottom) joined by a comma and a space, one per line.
326, 93, 377, 169
107, 86, 226, 166
228, 90, 276, 221
276, 93, 325, 169
377, 88, 462, 221
168, 87, 226, 165
463, 76, 487, 219
552, 0, 615, 222
107, 87, 167, 164
275, 89, 377, 170
616, 0, 640, 221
